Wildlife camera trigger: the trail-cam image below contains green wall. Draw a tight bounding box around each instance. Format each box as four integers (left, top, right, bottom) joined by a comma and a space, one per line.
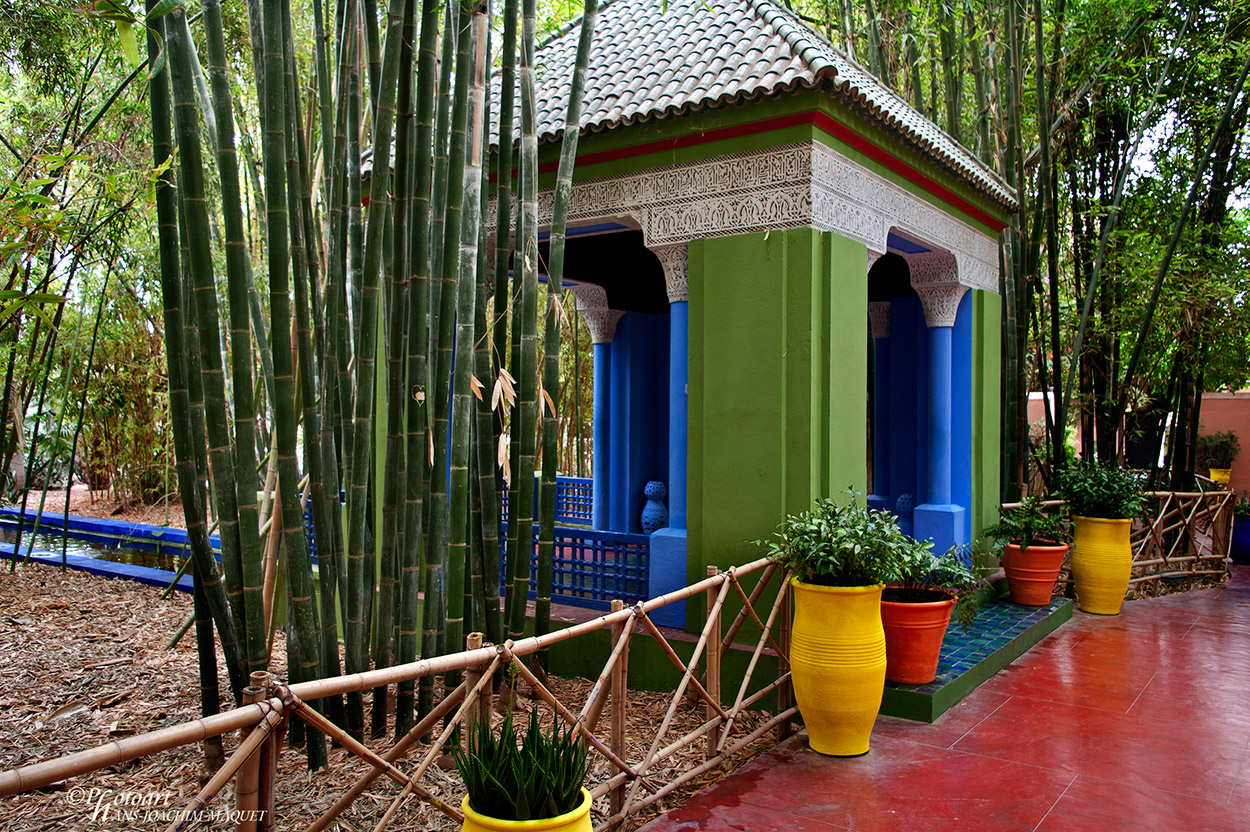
688, 228, 868, 620
971, 289, 1002, 536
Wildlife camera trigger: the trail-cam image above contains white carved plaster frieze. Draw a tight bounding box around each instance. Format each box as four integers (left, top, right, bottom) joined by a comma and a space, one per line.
484, 141, 1002, 298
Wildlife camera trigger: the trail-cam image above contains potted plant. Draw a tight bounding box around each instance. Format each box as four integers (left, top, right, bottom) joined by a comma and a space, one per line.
1056, 462, 1146, 615
451, 706, 591, 832
1232, 491, 1250, 566
760, 491, 910, 756
1196, 431, 1240, 485
982, 497, 1071, 606
880, 543, 983, 685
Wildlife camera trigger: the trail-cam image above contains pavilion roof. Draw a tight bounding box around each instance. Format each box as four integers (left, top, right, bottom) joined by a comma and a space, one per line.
505, 0, 1016, 212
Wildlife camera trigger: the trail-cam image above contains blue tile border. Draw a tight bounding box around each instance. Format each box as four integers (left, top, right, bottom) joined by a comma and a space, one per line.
0, 541, 193, 593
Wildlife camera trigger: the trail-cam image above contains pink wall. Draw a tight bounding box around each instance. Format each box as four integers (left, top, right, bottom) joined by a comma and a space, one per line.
1200, 392, 1250, 496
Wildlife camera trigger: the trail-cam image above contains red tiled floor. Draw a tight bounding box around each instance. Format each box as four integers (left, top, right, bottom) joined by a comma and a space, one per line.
639, 565, 1250, 832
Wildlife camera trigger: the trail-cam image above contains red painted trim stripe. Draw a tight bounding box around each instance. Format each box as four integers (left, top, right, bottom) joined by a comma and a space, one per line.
495, 110, 1007, 231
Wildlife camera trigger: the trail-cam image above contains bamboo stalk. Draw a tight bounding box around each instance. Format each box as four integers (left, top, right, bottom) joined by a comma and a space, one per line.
718, 563, 775, 655
535, 0, 600, 663
146, 0, 245, 700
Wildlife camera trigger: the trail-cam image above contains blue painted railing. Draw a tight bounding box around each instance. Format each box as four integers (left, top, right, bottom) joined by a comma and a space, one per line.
501, 523, 649, 612
500, 476, 594, 526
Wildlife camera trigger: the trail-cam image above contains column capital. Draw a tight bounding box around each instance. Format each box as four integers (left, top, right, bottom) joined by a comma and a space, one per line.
904, 250, 966, 328
868, 301, 891, 339
649, 242, 688, 303
569, 283, 624, 344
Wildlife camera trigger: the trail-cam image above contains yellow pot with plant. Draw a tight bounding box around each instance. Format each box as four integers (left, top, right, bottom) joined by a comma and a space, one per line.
1057, 462, 1146, 616
453, 707, 591, 832
761, 491, 913, 756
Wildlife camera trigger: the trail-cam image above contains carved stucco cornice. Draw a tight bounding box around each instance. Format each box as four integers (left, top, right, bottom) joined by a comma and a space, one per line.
649, 243, 688, 303
568, 283, 623, 344
486, 141, 1001, 297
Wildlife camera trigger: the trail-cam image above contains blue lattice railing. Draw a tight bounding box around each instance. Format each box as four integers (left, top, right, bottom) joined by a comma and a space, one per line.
499, 476, 594, 526
501, 524, 649, 611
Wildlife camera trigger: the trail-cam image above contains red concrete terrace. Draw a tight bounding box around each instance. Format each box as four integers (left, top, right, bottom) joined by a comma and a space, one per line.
640, 566, 1250, 832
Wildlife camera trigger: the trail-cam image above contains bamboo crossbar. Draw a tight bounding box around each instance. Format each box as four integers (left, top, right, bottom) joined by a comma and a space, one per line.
592, 706, 798, 832
302, 683, 467, 832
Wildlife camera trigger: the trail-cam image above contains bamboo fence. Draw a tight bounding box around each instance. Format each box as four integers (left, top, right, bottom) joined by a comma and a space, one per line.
1001, 488, 1235, 589
0, 558, 794, 832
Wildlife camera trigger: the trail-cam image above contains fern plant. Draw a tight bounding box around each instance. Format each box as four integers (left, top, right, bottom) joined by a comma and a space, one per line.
887, 543, 985, 631
451, 706, 588, 821
982, 497, 1070, 552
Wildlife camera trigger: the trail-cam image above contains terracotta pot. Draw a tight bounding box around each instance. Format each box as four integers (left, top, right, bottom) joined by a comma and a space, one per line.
789, 578, 885, 756
1001, 541, 1069, 606
461, 788, 592, 832
1071, 516, 1132, 615
880, 588, 955, 685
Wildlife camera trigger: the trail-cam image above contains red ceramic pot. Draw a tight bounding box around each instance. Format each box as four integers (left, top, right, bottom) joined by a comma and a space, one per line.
1001, 541, 1069, 606
880, 588, 955, 685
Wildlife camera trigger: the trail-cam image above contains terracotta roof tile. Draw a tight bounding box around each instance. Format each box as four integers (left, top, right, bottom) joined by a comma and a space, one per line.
494, 0, 1014, 211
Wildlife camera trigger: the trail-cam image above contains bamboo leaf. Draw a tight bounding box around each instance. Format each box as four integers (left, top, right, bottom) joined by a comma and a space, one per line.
491, 376, 503, 411
542, 387, 556, 419
470, 373, 485, 401
145, 0, 185, 21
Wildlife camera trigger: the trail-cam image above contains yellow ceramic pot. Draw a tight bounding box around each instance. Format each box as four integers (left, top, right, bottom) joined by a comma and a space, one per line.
461, 789, 592, 832
789, 578, 885, 756
1071, 516, 1132, 615
1210, 467, 1232, 485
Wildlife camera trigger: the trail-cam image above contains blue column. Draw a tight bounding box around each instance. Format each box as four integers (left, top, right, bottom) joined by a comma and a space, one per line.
592, 343, 611, 530
869, 336, 891, 512
927, 325, 953, 504
609, 321, 630, 532
668, 300, 688, 528
914, 320, 965, 552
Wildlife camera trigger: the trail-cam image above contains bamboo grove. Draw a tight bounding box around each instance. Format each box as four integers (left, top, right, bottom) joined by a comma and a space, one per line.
132, 0, 601, 767
792, 0, 1250, 495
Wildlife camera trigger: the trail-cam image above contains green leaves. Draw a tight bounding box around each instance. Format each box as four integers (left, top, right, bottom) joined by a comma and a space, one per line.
758, 489, 911, 588
982, 496, 1070, 552
451, 705, 587, 822
1056, 461, 1146, 520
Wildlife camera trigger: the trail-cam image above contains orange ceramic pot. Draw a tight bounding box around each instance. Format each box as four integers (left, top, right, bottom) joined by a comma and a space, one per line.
880, 589, 955, 685
1001, 541, 1069, 606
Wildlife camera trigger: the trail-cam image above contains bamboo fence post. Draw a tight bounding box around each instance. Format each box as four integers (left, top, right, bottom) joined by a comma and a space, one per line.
234, 673, 269, 832
777, 574, 793, 741
462, 632, 485, 746
165, 699, 284, 832
705, 566, 721, 760
581, 599, 626, 734
257, 707, 282, 832
609, 600, 630, 821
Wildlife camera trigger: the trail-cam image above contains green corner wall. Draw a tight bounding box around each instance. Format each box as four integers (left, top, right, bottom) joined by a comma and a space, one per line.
688, 227, 868, 628
971, 289, 1002, 537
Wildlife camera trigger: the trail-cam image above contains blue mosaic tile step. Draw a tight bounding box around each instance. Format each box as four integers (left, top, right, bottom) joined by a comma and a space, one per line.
881, 594, 1073, 721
